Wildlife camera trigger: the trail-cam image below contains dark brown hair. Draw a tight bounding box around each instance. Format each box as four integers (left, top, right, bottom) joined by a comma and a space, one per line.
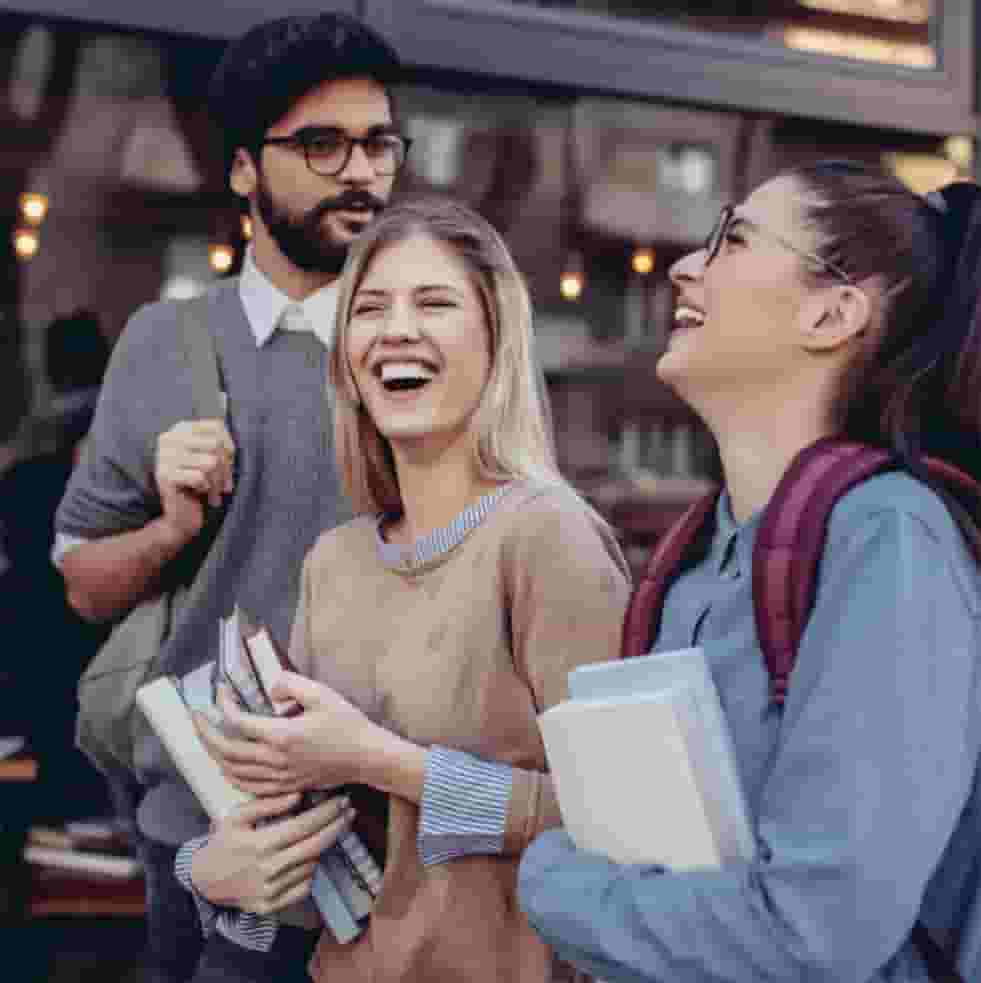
789, 160, 981, 477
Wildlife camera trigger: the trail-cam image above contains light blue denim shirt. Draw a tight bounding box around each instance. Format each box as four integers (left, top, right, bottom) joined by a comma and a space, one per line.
518, 471, 981, 983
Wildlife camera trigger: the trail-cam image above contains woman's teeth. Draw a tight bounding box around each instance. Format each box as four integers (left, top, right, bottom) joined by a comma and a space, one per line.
380, 361, 436, 391
674, 306, 705, 329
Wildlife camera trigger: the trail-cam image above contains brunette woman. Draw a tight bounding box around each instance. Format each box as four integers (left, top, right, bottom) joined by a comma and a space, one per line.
518, 162, 981, 983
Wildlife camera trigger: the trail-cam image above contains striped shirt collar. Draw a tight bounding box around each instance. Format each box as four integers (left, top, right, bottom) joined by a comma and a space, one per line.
238, 248, 338, 349
376, 484, 515, 570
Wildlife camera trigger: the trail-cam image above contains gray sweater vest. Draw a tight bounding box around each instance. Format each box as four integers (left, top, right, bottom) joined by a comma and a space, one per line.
57, 280, 350, 842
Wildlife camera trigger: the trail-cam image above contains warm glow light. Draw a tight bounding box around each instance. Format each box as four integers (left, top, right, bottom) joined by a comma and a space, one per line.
944, 136, 974, 171
798, 0, 930, 25
241, 215, 253, 240
19, 192, 48, 225
783, 26, 935, 68
883, 152, 957, 194
14, 227, 39, 259
632, 247, 655, 276
209, 244, 235, 274
560, 272, 583, 302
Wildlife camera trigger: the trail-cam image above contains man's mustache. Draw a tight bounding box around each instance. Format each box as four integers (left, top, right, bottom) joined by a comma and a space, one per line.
307, 191, 386, 224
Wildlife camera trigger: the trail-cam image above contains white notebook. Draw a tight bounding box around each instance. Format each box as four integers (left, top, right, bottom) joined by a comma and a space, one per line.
539, 647, 754, 870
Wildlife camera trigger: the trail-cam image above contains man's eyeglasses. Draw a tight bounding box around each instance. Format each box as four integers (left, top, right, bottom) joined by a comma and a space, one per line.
259, 127, 412, 178
704, 204, 853, 285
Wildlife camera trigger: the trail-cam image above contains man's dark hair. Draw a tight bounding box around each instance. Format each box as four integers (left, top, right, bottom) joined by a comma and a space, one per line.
208, 13, 401, 178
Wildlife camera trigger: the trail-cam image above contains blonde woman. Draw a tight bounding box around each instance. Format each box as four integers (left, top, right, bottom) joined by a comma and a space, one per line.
192, 197, 631, 982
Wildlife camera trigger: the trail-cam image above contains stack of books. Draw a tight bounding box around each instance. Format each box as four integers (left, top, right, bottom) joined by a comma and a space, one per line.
539, 646, 754, 869
23, 819, 142, 880
137, 608, 385, 943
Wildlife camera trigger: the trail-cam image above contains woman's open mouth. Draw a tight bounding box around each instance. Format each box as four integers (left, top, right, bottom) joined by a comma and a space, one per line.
375, 359, 438, 394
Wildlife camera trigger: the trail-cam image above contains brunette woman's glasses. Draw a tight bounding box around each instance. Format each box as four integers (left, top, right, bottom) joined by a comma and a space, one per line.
704, 204, 853, 285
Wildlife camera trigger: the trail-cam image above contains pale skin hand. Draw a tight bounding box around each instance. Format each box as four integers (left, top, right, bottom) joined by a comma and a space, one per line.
190, 792, 355, 916
194, 674, 427, 803
154, 418, 236, 537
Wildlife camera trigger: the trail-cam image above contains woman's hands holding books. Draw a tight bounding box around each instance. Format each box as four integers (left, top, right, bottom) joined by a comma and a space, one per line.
195, 672, 427, 803
190, 792, 355, 916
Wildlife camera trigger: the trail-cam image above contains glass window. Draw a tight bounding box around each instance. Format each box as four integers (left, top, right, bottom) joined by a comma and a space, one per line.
511, 1, 937, 69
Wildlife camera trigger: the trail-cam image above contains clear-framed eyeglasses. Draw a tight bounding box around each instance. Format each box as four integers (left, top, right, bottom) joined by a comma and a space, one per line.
704, 204, 853, 285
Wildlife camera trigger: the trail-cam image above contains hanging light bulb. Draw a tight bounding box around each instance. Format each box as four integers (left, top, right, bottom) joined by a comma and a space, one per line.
240, 215, 253, 241
560, 252, 584, 301
19, 191, 48, 226
631, 246, 655, 276
14, 226, 40, 260
209, 243, 235, 274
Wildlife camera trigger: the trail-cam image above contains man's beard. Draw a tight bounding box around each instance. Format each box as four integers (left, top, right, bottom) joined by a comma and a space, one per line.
254, 172, 387, 275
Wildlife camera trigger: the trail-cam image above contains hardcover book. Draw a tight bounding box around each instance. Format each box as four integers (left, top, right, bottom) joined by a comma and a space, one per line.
539, 646, 754, 870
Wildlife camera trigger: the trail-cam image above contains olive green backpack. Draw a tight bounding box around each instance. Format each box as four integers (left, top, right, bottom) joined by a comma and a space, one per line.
75, 294, 226, 780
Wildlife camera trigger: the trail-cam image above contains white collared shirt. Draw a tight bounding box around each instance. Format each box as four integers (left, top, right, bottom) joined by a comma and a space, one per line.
238, 249, 339, 349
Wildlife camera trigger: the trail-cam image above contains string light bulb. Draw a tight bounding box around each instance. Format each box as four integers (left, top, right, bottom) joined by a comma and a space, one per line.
560, 252, 585, 302
14, 227, 39, 260
19, 191, 48, 226
209, 244, 235, 274
631, 246, 655, 276
241, 215, 253, 241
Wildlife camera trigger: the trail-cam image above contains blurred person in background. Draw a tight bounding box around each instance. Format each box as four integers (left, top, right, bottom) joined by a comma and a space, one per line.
53, 13, 405, 983
0, 308, 113, 822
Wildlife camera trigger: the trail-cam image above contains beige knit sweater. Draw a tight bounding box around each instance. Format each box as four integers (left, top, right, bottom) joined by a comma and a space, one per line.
288, 482, 631, 983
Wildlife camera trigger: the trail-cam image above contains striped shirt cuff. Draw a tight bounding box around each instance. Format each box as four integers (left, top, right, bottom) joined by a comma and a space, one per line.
174, 836, 219, 939
174, 835, 278, 952
418, 746, 511, 867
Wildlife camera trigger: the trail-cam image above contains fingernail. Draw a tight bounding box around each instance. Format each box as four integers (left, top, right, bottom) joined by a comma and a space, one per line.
340, 796, 351, 810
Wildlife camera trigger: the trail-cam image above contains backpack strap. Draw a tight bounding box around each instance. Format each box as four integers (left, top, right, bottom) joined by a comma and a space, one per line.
177, 292, 225, 421
620, 490, 720, 660
752, 437, 892, 706
753, 437, 981, 706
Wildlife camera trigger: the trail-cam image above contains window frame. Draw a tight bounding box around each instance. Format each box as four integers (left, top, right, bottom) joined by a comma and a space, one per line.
362, 0, 975, 137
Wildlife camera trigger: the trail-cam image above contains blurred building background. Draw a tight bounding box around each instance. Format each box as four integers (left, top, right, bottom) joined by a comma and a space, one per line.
0, 2, 974, 976
0, 0, 974, 571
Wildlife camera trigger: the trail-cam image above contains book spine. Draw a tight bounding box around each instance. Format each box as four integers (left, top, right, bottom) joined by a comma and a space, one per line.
23, 845, 141, 879
312, 859, 362, 943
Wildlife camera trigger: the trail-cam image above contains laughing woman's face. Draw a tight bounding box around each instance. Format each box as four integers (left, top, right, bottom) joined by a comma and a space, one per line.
345, 232, 492, 453
660, 175, 824, 403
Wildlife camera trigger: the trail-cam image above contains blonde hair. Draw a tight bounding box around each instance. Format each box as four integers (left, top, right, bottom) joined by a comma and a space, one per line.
329, 196, 569, 515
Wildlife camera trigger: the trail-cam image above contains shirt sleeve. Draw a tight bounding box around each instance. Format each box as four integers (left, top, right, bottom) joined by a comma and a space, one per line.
417, 746, 511, 866
174, 835, 279, 952
517, 509, 981, 983
174, 835, 220, 938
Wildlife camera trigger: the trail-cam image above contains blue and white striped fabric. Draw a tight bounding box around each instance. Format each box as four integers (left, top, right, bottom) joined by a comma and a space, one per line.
174, 836, 278, 952
418, 746, 512, 866
375, 483, 513, 569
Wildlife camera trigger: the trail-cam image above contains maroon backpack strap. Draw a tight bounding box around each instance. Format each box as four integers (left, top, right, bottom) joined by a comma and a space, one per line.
621, 490, 721, 660
753, 438, 892, 705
